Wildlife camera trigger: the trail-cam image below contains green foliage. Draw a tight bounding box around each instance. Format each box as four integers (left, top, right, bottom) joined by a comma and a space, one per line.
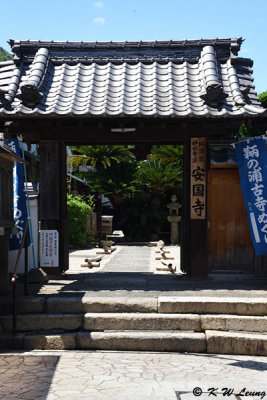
259, 91, 267, 108
118, 192, 167, 241
86, 162, 138, 205
238, 92, 267, 137
136, 159, 182, 194
67, 194, 94, 247
148, 145, 183, 166
86, 233, 99, 246
0, 47, 12, 61
68, 145, 135, 170
239, 120, 264, 138
67, 144, 184, 242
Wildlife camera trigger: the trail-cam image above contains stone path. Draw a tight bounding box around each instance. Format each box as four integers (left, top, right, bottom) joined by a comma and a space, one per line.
0, 350, 266, 399
2, 244, 267, 299
68, 244, 181, 275
100, 245, 152, 273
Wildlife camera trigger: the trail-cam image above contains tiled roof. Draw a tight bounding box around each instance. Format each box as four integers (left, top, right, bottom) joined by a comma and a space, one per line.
0, 39, 265, 118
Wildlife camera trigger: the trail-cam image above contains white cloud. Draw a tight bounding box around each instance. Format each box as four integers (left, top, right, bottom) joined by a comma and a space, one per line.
93, 17, 105, 25
94, 1, 104, 8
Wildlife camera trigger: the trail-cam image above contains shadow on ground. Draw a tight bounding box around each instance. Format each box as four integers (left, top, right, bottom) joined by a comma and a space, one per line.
0, 354, 59, 398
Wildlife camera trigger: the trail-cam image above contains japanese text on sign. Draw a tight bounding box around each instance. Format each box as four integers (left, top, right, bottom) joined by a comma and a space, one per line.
40, 230, 59, 267
234, 137, 267, 256
191, 138, 206, 219
243, 144, 267, 244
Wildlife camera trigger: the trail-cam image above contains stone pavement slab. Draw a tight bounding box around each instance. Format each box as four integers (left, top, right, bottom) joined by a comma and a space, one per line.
0, 350, 266, 400
100, 246, 152, 273
68, 244, 182, 275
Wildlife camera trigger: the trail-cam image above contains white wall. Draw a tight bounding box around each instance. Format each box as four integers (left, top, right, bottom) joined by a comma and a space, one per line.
8, 197, 39, 274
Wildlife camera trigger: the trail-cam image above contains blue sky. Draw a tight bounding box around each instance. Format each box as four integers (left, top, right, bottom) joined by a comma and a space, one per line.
0, 0, 266, 93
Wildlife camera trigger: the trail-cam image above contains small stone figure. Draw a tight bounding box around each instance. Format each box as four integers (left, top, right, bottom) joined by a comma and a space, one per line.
81, 255, 102, 268
155, 240, 174, 260
96, 241, 117, 254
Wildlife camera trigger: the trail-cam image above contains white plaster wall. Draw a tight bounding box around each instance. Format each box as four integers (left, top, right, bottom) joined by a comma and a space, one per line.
8, 198, 39, 274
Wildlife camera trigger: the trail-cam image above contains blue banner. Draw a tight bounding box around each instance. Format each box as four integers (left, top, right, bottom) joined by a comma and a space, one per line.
7, 138, 29, 250
235, 137, 267, 256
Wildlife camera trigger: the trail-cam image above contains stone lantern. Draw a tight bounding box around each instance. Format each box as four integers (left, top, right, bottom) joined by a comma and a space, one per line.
167, 195, 182, 244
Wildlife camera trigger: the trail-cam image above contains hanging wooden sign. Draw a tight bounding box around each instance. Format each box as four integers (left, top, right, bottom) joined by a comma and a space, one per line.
190, 137, 206, 219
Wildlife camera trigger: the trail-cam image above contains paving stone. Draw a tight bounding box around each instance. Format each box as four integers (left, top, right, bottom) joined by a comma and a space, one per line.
100, 246, 152, 273
77, 331, 206, 352
83, 313, 201, 331
202, 314, 267, 332
206, 330, 267, 356
159, 296, 267, 315
0, 349, 265, 399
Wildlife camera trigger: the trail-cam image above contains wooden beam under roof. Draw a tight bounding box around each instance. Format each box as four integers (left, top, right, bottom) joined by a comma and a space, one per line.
3, 118, 242, 145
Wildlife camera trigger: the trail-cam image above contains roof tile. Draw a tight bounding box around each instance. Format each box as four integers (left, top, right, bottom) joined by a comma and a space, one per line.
0, 39, 264, 118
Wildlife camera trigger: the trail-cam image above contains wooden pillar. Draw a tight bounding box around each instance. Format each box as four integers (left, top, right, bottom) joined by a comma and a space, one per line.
39, 141, 69, 274
0, 236, 9, 295
188, 137, 208, 277
180, 139, 190, 274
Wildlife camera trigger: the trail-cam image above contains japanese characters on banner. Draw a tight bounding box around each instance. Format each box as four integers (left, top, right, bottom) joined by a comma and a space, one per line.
234, 137, 267, 256
40, 230, 59, 267
6, 138, 29, 250
190, 138, 206, 219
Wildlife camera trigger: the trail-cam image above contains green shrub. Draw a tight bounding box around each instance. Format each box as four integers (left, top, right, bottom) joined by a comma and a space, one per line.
259, 91, 267, 108
67, 194, 94, 247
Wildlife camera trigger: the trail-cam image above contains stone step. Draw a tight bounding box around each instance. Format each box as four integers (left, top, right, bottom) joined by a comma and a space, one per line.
0, 331, 206, 351
0, 296, 158, 314
206, 330, 267, 356
83, 276, 147, 289
24, 333, 77, 350
159, 297, 267, 315
0, 313, 199, 332
0, 330, 267, 356
83, 313, 201, 331
46, 296, 158, 313
0, 314, 82, 332
0, 296, 45, 314
201, 314, 267, 333
2, 312, 267, 334
1, 330, 267, 355
77, 331, 206, 352
2, 312, 267, 335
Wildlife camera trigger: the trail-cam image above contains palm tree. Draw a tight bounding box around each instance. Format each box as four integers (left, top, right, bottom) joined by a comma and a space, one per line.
135, 159, 182, 210
67, 145, 136, 237
86, 162, 138, 205
86, 162, 138, 229
68, 145, 135, 170
136, 159, 182, 194
148, 145, 183, 167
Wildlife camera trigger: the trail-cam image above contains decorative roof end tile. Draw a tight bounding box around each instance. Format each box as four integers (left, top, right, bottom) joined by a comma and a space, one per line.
20, 47, 49, 106
200, 45, 227, 106
200, 84, 227, 105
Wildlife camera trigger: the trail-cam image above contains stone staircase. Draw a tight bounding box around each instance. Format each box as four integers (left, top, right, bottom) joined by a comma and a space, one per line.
1, 295, 267, 355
